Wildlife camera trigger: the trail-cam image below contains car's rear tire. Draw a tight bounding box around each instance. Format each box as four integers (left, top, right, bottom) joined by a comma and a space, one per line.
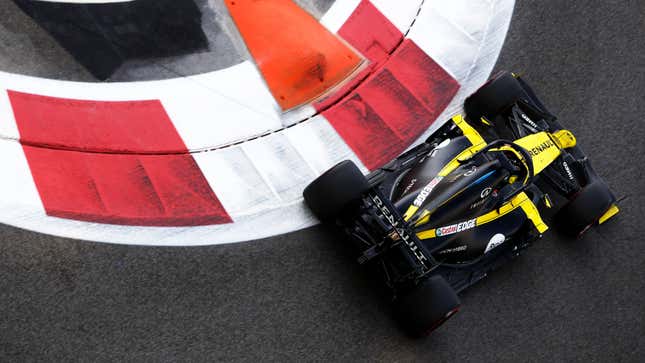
554, 181, 615, 237
303, 160, 370, 222
465, 72, 528, 124
393, 275, 460, 336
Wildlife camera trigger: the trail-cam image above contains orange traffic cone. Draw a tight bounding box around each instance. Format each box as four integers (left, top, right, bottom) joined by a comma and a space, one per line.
225, 0, 363, 110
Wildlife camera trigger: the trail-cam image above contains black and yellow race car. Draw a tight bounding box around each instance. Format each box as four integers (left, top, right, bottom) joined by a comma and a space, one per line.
303, 71, 619, 336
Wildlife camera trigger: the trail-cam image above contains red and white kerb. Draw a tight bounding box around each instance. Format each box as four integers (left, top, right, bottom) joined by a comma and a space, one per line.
0, 0, 515, 245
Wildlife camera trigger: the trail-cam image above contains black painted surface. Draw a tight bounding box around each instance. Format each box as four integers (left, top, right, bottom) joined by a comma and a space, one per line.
1, 1, 644, 361
13, 0, 209, 80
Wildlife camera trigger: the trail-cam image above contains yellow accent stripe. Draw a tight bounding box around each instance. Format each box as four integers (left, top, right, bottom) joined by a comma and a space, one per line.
416, 192, 548, 240
414, 210, 431, 227
518, 195, 549, 233
599, 204, 619, 224
416, 228, 436, 239
436, 116, 487, 178
453, 114, 486, 146
403, 205, 419, 221
475, 192, 527, 225
551, 129, 577, 149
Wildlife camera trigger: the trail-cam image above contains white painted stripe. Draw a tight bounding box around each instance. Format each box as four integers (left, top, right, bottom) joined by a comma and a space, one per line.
371, 0, 424, 34
161, 62, 283, 152
320, 0, 362, 32
0, 90, 19, 141
284, 115, 367, 175
0, 140, 45, 217
408, 0, 485, 82
433, 0, 493, 43
0, 190, 318, 247
241, 133, 316, 203
194, 146, 280, 217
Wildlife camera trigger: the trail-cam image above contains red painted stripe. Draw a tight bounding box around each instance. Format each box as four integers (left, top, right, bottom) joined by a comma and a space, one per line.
387, 40, 460, 116
338, 0, 403, 67
356, 68, 432, 141
323, 93, 407, 169
323, 3, 460, 170
11, 92, 231, 226
8, 91, 186, 153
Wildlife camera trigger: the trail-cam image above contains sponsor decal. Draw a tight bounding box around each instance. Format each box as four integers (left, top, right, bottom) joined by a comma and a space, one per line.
435, 219, 476, 237
372, 195, 428, 265
413, 177, 443, 207
470, 188, 496, 210
401, 178, 417, 196
528, 140, 556, 157
438, 245, 468, 255
520, 113, 539, 129
484, 233, 506, 253
469, 197, 488, 210
562, 161, 575, 181
463, 166, 477, 177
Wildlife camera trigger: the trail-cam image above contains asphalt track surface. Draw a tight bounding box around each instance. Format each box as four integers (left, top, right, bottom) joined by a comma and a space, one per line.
1, 1, 644, 361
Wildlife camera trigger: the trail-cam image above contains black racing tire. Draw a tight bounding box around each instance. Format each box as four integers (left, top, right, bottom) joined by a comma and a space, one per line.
303, 160, 370, 222
393, 275, 460, 336
554, 181, 615, 237
465, 71, 528, 124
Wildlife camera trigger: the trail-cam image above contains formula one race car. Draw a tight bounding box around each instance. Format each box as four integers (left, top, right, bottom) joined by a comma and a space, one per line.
303, 71, 619, 336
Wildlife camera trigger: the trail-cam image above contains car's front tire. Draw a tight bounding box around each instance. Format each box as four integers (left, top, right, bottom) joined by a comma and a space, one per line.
393, 275, 460, 336
554, 181, 615, 237
303, 160, 370, 222
465, 71, 527, 124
